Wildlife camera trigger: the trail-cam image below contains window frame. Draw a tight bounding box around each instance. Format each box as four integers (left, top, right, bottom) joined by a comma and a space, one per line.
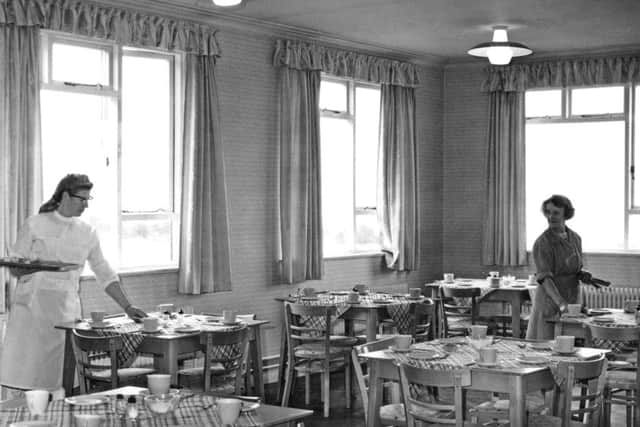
319, 74, 382, 257
40, 31, 182, 272
525, 83, 637, 253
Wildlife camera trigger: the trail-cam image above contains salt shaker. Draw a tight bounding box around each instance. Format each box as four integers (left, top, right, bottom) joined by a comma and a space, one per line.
126, 396, 139, 421
115, 394, 127, 417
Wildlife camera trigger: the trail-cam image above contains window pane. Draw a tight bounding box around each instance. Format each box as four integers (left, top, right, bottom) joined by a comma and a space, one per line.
355, 210, 380, 251
571, 86, 624, 115
525, 90, 561, 118
629, 215, 640, 250
319, 80, 347, 112
526, 121, 625, 252
51, 43, 109, 85
121, 218, 174, 267
355, 86, 380, 208
40, 90, 119, 268
321, 117, 354, 256
634, 86, 640, 208
121, 54, 173, 212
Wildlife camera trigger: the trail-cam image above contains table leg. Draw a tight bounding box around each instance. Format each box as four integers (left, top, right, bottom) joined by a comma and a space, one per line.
509, 375, 527, 427
250, 325, 265, 400
366, 360, 383, 427
366, 311, 378, 343
276, 321, 287, 404
512, 294, 522, 338
153, 347, 179, 385
62, 329, 76, 396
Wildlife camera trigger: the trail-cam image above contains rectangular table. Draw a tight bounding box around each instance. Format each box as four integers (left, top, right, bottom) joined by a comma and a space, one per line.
0, 386, 313, 427
425, 278, 534, 338
56, 314, 268, 399
361, 337, 606, 427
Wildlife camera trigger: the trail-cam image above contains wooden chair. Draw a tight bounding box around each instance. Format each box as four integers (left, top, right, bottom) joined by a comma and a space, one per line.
470, 353, 607, 427
177, 326, 250, 394
586, 323, 640, 427
281, 302, 357, 418
397, 361, 471, 427
374, 299, 436, 342
71, 329, 155, 394
440, 286, 481, 337
351, 336, 409, 426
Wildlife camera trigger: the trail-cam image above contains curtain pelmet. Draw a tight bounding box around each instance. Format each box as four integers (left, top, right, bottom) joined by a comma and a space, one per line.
0, 0, 220, 56
273, 39, 420, 88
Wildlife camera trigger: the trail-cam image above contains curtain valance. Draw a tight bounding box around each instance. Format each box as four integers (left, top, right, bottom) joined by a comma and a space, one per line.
0, 0, 220, 56
482, 55, 640, 92
273, 39, 420, 88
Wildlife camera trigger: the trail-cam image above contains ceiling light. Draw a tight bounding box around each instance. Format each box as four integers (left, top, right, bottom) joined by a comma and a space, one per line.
212, 0, 242, 6
467, 26, 532, 65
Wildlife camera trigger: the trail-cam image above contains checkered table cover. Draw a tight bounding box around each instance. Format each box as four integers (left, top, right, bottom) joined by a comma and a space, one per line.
0, 395, 260, 427
89, 316, 247, 370
561, 311, 639, 356
294, 293, 423, 334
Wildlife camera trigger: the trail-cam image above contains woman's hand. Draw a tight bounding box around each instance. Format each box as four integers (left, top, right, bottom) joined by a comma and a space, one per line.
124, 305, 147, 322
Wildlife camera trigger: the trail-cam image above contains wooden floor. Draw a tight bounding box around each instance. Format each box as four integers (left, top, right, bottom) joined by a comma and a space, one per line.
265, 371, 627, 427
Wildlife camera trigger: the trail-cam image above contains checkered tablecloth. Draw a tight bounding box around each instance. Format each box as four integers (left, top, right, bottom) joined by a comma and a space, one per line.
86, 315, 247, 370
294, 292, 423, 333
0, 395, 260, 427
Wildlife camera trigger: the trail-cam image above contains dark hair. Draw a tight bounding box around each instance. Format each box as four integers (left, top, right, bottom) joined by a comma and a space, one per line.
39, 174, 93, 213
541, 194, 574, 220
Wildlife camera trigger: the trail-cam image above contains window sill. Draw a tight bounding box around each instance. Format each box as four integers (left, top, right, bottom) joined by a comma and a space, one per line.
324, 251, 383, 261
80, 266, 179, 281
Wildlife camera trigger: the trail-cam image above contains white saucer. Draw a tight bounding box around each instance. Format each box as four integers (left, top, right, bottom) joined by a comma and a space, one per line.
89, 320, 111, 329
553, 349, 576, 356
475, 360, 497, 368
65, 395, 110, 406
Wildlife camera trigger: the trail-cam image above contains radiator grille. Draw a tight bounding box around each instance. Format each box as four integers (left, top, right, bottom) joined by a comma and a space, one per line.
583, 286, 640, 309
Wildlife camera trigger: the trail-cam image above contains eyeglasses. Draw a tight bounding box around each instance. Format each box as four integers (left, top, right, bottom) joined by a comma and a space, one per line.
69, 194, 93, 202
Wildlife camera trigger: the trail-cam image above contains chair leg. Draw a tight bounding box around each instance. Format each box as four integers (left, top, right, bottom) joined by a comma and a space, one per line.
281, 358, 295, 407
626, 390, 632, 427
323, 366, 330, 417
305, 369, 311, 405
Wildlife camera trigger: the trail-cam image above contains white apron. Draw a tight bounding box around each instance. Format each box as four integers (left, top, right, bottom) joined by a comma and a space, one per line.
1, 270, 81, 391
0, 211, 117, 391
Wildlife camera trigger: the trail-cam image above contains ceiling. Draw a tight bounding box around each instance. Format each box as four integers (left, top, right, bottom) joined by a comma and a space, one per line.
188, 0, 640, 64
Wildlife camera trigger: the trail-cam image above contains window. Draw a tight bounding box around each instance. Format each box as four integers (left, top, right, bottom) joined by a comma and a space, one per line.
525, 85, 638, 252
40, 32, 182, 271
319, 76, 381, 256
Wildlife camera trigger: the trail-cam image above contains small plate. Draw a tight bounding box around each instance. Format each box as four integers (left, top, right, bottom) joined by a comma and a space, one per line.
528, 342, 553, 351
458, 279, 473, 283
408, 350, 446, 361
65, 395, 110, 406
592, 317, 615, 324
455, 283, 473, 287
588, 309, 612, 316
89, 321, 112, 329
9, 422, 55, 427
329, 291, 350, 295
223, 321, 241, 326
475, 360, 498, 368
516, 355, 549, 365
173, 326, 200, 333
372, 299, 392, 304
389, 346, 411, 353
240, 401, 261, 412
301, 296, 318, 301
553, 349, 577, 356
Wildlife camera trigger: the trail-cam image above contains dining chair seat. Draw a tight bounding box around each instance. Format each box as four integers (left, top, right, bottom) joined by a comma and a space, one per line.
293, 343, 352, 358
89, 366, 156, 380
606, 369, 637, 387
329, 335, 359, 346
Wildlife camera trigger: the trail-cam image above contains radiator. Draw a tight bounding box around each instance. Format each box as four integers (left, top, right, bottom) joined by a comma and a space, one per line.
583, 286, 640, 309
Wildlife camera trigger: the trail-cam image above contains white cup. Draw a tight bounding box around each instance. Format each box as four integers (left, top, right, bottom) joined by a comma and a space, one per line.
394, 335, 412, 350
74, 414, 104, 427
302, 287, 315, 297
223, 310, 236, 324
147, 374, 171, 395
143, 317, 160, 332
470, 325, 488, 339
25, 390, 50, 416
567, 304, 582, 315
443, 273, 455, 283
90, 311, 106, 323
479, 347, 497, 364
554, 335, 575, 353
217, 398, 242, 426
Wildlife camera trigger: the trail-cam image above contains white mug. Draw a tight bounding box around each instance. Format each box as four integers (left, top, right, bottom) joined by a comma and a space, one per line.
25, 390, 50, 416
470, 325, 488, 339
395, 335, 412, 350
90, 311, 106, 323
147, 374, 171, 395
223, 310, 236, 324
567, 304, 582, 315
143, 317, 160, 332
443, 273, 455, 283
217, 398, 242, 426
479, 347, 497, 364
554, 335, 575, 353
409, 287, 422, 298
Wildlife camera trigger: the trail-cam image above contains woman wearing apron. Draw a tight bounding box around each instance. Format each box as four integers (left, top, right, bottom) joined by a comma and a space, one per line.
526, 194, 592, 340
0, 174, 146, 395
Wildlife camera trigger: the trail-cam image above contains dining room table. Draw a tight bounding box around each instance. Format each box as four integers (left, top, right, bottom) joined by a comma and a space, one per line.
273, 289, 427, 400
360, 336, 607, 427
0, 386, 313, 427
55, 313, 269, 399
425, 277, 535, 338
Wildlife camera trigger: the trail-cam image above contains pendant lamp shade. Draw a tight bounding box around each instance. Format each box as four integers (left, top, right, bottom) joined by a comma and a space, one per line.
467, 26, 532, 65
212, 0, 242, 6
